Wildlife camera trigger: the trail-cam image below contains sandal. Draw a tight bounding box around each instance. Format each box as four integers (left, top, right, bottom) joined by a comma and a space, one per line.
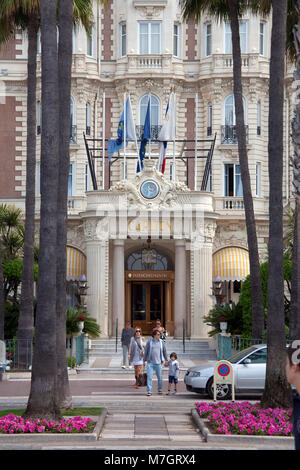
147, 392, 152, 396
158, 391, 163, 395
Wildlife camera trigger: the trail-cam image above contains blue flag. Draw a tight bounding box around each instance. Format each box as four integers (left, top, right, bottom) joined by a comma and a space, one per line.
108, 98, 136, 160
137, 98, 151, 173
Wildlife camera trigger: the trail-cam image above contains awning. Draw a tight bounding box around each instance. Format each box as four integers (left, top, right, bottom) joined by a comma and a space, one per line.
213, 246, 249, 281
66, 246, 87, 281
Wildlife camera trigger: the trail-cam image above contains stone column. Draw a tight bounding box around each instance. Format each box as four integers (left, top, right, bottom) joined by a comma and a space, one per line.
112, 240, 125, 336
174, 240, 186, 338
86, 239, 109, 337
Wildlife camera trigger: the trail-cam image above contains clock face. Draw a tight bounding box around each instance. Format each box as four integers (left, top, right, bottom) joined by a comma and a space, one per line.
140, 180, 160, 199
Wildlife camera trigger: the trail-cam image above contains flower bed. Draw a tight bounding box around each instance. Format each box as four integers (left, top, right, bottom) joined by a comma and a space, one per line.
0, 414, 95, 434
196, 401, 293, 436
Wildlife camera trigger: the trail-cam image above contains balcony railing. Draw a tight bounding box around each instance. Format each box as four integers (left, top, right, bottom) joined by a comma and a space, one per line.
136, 125, 162, 140
221, 125, 248, 145
223, 198, 244, 210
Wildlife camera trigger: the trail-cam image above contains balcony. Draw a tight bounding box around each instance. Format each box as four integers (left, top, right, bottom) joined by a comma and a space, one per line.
221, 125, 248, 145
136, 125, 162, 140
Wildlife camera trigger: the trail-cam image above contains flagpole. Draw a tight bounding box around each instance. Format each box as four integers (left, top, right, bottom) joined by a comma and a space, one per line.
123, 92, 126, 179
102, 91, 105, 190
129, 94, 142, 172
173, 92, 176, 180
194, 92, 198, 190
148, 93, 151, 159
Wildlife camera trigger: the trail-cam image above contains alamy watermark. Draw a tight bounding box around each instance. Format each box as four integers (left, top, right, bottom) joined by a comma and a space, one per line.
291, 340, 300, 365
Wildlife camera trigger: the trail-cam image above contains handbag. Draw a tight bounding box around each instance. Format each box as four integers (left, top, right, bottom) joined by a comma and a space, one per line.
137, 368, 147, 387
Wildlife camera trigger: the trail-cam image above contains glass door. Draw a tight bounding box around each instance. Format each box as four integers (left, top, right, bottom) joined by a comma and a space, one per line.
132, 282, 163, 334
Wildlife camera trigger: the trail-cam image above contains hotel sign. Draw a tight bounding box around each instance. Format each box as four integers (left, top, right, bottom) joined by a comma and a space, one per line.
126, 271, 174, 281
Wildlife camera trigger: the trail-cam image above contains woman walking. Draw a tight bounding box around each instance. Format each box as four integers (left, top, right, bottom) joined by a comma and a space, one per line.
129, 327, 145, 389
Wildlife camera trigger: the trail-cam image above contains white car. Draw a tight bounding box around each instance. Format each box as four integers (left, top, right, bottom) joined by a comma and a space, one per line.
184, 344, 269, 399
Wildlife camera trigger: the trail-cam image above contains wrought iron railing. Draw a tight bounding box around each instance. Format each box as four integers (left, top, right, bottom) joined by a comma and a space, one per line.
136, 125, 162, 141
221, 125, 248, 144
5, 339, 33, 371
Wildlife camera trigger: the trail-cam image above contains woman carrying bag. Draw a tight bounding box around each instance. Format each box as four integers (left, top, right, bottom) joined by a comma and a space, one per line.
129, 327, 145, 389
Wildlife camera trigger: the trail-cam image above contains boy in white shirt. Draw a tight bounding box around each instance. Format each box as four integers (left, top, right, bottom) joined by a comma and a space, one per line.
167, 352, 179, 395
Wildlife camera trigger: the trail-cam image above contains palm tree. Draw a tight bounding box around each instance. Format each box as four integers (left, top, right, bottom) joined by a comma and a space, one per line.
55, 0, 108, 408
0, 1, 40, 369
261, 0, 292, 409
180, 0, 265, 339
24, 0, 61, 421
290, 0, 300, 342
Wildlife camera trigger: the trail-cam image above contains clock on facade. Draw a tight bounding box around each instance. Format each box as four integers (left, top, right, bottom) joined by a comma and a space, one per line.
140, 180, 160, 199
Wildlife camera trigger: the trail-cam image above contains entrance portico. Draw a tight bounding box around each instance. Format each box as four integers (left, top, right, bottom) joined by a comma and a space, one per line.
82, 160, 216, 339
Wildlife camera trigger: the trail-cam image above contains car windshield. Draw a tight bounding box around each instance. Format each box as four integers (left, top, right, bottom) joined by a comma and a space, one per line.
228, 345, 260, 364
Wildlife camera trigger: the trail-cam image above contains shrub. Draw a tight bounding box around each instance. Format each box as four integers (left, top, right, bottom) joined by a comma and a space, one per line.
203, 302, 243, 337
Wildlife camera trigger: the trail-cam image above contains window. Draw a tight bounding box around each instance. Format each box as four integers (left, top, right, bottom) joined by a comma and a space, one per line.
207, 102, 212, 136
86, 102, 91, 136
87, 25, 95, 57
68, 163, 74, 196
224, 20, 248, 54
257, 101, 261, 136
139, 94, 160, 127
139, 22, 161, 54
205, 23, 212, 57
224, 94, 246, 125
173, 23, 180, 57
259, 22, 266, 56
247, 348, 267, 364
256, 162, 261, 197
70, 97, 76, 144
208, 166, 212, 192
36, 162, 41, 196
224, 163, 243, 197
37, 100, 41, 135
120, 22, 126, 57
72, 26, 76, 54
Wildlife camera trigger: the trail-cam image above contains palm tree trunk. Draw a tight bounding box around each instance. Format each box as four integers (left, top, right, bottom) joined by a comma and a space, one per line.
56, 0, 73, 409
261, 0, 292, 409
17, 14, 39, 369
290, 1, 300, 341
24, 0, 61, 420
0, 241, 4, 341
228, 0, 264, 340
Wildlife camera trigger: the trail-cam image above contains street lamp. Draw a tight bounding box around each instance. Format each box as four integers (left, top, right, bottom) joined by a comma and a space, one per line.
212, 275, 223, 306
78, 274, 88, 314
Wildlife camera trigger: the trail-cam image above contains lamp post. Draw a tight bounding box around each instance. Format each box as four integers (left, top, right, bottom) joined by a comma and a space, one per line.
212, 275, 223, 306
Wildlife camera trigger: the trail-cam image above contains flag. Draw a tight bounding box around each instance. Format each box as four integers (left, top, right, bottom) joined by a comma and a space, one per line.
137, 98, 151, 173
157, 93, 176, 173
108, 97, 136, 160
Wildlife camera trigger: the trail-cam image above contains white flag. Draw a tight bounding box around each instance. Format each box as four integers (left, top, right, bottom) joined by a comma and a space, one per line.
157, 93, 176, 173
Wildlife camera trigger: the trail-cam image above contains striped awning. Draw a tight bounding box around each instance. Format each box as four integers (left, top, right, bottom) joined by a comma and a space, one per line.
213, 247, 250, 281
66, 246, 87, 281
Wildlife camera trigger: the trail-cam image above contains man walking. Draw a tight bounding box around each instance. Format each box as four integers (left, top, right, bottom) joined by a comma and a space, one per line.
143, 329, 168, 396
121, 321, 134, 369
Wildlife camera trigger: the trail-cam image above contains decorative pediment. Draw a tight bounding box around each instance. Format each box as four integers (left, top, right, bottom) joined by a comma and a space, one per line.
133, 0, 167, 18
109, 160, 190, 210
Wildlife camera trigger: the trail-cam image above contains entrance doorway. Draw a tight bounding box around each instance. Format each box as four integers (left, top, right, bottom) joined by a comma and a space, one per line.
131, 282, 163, 334
125, 271, 174, 336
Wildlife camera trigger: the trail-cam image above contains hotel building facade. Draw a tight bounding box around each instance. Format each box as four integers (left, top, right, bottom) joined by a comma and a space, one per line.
0, 0, 295, 338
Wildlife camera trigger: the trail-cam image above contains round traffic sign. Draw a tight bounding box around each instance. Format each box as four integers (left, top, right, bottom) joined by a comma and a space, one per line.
217, 363, 230, 377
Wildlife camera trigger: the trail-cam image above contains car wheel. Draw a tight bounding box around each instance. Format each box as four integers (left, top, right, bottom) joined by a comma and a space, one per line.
206, 377, 231, 400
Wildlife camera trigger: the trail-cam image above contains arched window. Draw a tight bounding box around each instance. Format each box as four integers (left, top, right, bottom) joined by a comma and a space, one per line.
139, 94, 160, 139
126, 248, 173, 271
224, 94, 246, 125
222, 94, 247, 144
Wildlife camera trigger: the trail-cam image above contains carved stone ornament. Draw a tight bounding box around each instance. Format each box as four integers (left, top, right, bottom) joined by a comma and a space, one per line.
109, 159, 190, 210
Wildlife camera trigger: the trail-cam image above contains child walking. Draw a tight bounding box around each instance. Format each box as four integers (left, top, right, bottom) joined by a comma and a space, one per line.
167, 352, 179, 395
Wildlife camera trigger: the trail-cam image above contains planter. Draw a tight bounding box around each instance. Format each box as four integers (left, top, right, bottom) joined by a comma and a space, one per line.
77, 321, 84, 332
219, 321, 227, 333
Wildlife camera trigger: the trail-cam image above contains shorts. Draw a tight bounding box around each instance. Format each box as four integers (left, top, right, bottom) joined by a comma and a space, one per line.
168, 375, 178, 384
